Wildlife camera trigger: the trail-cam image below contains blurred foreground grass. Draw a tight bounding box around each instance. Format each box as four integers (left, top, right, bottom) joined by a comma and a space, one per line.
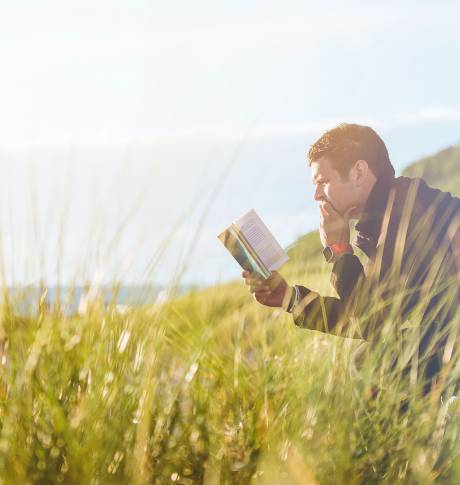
0, 235, 460, 484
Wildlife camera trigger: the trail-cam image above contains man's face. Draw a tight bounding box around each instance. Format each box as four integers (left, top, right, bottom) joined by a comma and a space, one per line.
310, 156, 358, 218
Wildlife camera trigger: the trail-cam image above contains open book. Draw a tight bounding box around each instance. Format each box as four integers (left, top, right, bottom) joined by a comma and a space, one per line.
217, 209, 289, 279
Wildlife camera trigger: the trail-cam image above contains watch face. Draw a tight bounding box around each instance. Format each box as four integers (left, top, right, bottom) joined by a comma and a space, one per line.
323, 246, 333, 262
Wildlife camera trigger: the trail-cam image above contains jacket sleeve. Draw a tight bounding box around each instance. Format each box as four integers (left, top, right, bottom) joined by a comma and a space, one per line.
330, 253, 365, 301
292, 253, 365, 338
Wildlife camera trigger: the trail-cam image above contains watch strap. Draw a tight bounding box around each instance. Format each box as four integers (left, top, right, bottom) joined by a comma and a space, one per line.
286, 285, 300, 313
323, 243, 353, 263
330, 243, 353, 253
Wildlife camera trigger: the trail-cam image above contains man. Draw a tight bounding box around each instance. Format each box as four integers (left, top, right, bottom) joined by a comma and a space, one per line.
243, 123, 460, 394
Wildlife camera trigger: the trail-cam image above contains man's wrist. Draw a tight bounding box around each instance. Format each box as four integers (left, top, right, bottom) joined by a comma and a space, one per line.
286, 285, 300, 313
282, 286, 295, 312
323, 243, 353, 263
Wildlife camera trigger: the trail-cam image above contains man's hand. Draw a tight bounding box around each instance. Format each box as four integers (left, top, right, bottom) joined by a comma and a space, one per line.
242, 270, 292, 308
319, 202, 355, 248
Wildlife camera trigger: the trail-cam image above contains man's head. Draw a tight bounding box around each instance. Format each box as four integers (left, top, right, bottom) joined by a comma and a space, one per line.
307, 123, 395, 219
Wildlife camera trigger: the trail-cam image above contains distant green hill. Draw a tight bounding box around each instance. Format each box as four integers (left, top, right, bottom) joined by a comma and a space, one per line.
402, 143, 460, 197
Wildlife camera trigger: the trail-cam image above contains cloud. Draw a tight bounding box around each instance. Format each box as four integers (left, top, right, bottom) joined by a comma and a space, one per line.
4, 106, 460, 153
395, 106, 460, 124
113, 108, 457, 144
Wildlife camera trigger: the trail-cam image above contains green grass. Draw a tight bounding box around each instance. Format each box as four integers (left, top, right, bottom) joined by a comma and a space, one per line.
2, 142, 460, 483
0, 245, 459, 484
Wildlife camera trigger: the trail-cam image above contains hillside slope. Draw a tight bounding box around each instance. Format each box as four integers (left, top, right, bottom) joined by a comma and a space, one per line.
401, 143, 460, 197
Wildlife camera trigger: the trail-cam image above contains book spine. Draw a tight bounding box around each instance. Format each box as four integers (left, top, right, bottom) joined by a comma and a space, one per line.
231, 224, 271, 279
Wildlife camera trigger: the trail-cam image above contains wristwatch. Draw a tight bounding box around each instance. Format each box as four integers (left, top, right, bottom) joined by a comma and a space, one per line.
322, 243, 353, 263
286, 285, 300, 313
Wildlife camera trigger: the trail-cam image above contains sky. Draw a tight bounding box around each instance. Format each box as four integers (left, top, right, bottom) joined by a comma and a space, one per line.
0, 0, 459, 286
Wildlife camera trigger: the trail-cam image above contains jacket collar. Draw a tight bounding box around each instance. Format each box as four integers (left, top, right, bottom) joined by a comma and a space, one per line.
354, 174, 395, 257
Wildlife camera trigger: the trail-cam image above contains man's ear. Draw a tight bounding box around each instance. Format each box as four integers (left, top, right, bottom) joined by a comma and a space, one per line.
351, 159, 369, 186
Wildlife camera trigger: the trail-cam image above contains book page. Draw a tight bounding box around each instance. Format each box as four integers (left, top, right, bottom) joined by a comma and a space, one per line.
235, 209, 289, 271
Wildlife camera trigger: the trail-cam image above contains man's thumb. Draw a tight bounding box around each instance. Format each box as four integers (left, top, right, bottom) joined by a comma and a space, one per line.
343, 205, 357, 221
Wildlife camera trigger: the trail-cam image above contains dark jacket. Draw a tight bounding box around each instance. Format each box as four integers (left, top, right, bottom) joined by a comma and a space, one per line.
292, 174, 460, 389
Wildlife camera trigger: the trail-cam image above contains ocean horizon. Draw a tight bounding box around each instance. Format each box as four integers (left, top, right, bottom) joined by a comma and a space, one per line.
4, 284, 201, 316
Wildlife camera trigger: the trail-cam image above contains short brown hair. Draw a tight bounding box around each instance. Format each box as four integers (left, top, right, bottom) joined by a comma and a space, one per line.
307, 123, 395, 180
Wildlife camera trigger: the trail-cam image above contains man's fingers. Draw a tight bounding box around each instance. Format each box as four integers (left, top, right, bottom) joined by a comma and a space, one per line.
242, 270, 258, 279
242, 270, 256, 281
249, 285, 269, 294
243, 270, 285, 304
253, 291, 271, 304
245, 277, 265, 287
322, 202, 356, 221
322, 201, 342, 218
245, 271, 279, 285
343, 205, 357, 220
320, 204, 330, 217
242, 270, 261, 278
